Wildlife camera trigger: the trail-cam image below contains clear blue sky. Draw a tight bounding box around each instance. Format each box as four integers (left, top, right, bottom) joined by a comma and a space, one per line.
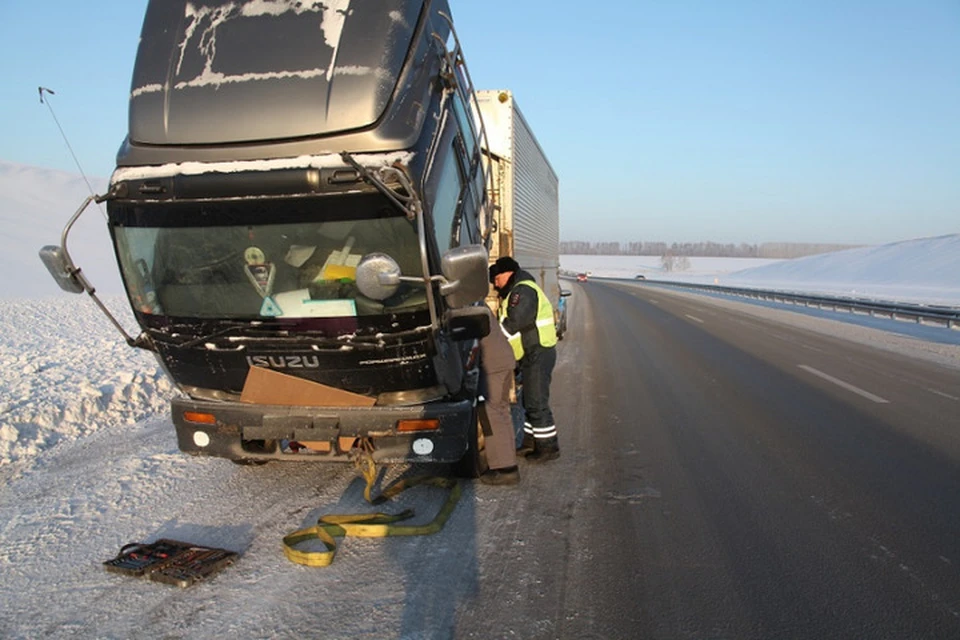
1, 0, 957, 245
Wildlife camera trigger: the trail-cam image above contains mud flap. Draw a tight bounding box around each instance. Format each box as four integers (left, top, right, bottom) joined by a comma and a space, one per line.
451, 403, 486, 478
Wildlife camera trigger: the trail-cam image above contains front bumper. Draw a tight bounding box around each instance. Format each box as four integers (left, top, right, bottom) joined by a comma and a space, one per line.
171, 396, 475, 463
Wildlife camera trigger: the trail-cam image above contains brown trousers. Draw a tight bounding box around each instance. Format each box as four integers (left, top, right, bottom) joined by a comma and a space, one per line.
483, 367, 517, 470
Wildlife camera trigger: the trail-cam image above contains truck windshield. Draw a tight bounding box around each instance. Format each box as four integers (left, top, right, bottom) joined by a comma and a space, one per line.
110, 194, 426, 320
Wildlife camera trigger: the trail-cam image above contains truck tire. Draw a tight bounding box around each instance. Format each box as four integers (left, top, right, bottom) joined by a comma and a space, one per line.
452, 404, 486, 478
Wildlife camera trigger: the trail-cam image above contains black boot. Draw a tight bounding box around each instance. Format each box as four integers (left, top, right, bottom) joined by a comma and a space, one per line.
479, 466, 520, 485
525, 436, 559, 463
517, 433, 535, 455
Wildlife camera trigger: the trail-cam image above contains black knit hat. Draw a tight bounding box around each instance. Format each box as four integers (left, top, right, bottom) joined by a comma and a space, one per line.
488, 256, 520, 283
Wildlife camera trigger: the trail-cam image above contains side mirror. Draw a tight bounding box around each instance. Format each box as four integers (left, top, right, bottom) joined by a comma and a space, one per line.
444, 306, 491, 341
560, 289, 571, 297
355, 252, 402, 301
39, 245, 84, 294
439, 244, 489, 309
355, 244, 489, 308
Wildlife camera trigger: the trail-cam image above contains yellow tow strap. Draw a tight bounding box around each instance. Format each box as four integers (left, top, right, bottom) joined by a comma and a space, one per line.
282, 453, 462, 567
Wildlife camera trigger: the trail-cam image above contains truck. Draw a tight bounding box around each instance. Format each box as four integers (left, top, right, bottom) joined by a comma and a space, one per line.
475, 90, 565, 337
39, 0, 560, 476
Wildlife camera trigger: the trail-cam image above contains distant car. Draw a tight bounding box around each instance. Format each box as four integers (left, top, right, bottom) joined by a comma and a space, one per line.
576, 273, 588, 282
635, 274, 646, 280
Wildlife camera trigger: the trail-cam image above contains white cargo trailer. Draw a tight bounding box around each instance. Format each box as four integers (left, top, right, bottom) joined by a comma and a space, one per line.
476, 90, 561, 312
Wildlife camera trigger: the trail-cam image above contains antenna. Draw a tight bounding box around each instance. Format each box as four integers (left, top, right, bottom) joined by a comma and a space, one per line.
38, 86, 106, 219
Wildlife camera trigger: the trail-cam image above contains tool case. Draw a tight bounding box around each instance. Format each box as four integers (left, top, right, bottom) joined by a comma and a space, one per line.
103, 538, 238, 587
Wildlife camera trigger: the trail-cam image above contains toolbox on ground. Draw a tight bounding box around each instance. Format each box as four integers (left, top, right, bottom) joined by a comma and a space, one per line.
103, 538, 238, 588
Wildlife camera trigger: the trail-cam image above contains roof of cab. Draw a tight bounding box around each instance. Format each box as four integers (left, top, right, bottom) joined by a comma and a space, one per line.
128, 0, 427, 147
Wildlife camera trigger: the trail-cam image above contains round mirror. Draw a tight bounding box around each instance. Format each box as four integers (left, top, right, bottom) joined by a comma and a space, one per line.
355, 252, 401, 300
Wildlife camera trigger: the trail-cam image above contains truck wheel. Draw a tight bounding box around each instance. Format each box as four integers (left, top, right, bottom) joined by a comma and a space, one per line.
452, 404, 487, 478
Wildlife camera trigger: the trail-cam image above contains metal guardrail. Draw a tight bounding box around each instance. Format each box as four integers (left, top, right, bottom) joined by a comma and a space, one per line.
594, 277, 960, 330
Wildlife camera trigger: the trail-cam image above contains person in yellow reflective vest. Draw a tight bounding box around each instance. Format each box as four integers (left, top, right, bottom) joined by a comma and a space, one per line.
488, 256, 560, 462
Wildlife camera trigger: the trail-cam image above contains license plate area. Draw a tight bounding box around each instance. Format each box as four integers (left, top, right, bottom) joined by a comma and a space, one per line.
242, 415, 340, 441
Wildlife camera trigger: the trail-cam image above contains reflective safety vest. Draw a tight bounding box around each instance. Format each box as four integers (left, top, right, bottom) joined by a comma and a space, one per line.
498, 280, 558, 360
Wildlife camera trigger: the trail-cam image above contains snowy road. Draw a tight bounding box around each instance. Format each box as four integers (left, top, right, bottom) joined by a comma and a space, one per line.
2, 288, 960, 638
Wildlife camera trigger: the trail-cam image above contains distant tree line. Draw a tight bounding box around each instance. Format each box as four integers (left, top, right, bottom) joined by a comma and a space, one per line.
559, 241, 862, 259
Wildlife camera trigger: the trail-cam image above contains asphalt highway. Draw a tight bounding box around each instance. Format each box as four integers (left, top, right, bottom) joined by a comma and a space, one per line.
457, 279, 960, 639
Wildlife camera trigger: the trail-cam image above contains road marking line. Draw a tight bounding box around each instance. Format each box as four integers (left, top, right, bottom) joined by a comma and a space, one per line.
685, 314, 704, 323
928, 388, 959, 401
797, 365, 889, 404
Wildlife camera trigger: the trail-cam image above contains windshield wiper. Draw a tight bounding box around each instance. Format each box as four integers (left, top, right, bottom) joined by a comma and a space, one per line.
340, 151, 422, 220
153, 321, 431, 351
154, 321, 260, 350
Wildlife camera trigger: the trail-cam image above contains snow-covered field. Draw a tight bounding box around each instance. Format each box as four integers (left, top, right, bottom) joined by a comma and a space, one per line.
561, 233, 960, 307
0, 297, 173, 466
561, 254, 783, 281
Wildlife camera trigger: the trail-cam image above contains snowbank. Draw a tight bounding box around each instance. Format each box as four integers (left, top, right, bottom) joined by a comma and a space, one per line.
0, 297, 173, 465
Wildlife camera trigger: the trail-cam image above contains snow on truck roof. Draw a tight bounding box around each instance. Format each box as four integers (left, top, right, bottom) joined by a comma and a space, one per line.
110, 151, 415, 182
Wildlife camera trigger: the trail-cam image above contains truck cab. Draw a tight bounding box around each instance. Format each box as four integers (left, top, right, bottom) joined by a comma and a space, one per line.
42, 0, 495, 473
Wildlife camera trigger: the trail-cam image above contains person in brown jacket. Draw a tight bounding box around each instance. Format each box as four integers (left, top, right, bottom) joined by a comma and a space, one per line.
478, 306, 520, 485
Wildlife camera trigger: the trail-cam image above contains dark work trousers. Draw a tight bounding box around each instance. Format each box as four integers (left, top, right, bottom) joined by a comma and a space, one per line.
520, 346, 557, 438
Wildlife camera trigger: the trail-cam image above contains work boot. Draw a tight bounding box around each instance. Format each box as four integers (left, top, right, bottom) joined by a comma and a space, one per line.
525, 437, 560, 463
517, 433, 535, 455
479, 466, 520, 486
